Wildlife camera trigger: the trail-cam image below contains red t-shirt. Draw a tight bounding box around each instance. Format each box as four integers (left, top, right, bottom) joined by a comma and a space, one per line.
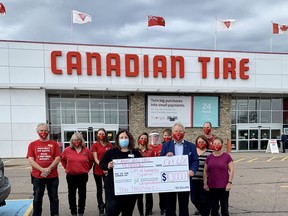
61, 146, 93, 175
138, 148, 153, 157
91, 141, 113, 175
26, 139, 61, 178
149, 143, 163, 156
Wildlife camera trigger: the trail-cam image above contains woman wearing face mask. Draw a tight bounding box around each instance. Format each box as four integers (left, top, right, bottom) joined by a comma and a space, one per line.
99, 129, 142, 216
136, 132, 153, 216
61, 132, 94, 216
191, 135, 213, 216
203, 137, 234, 216
91, 128, 113, 215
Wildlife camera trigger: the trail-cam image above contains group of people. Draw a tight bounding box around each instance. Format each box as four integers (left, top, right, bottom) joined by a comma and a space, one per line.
26, 121, 234, 216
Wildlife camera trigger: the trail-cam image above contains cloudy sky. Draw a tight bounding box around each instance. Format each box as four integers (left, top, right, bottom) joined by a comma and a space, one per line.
1, 0, 288, 52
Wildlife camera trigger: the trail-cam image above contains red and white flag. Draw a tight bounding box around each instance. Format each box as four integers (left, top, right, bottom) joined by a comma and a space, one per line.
72, 10, 92, 24
272, 22, 288, 34
216, 19, 236, 31
0, 3, 6, 15
148, 15, 165, 27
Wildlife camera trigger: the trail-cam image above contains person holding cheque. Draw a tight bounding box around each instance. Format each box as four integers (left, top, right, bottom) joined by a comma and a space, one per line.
99, 129, 142, 216
160, 122, 199, 216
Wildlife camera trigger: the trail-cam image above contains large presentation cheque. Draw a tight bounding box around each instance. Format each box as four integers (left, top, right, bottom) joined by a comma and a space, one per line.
113, 155, 190, 195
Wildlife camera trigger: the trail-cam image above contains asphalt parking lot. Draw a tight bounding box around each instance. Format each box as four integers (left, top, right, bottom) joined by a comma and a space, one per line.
2, 152, 288, 216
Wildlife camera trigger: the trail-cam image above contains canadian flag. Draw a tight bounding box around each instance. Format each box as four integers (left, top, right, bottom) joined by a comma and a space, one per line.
272, 22, 288, 34
216, 19, 236, 31
72, 10, 92, 24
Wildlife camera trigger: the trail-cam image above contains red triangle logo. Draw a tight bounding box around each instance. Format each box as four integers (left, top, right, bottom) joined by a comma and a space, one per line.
224, 21, 231, 28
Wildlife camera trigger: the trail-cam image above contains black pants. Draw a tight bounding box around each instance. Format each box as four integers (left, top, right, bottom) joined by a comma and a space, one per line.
66, 174, 88, 215
164, 191, 190, 216
137, 193, 153, 215
93, 174, 105, 208
209, 188, 230, 216
106, 194, 138, 216
159, 192, 166, 211
191, 180, 210, 216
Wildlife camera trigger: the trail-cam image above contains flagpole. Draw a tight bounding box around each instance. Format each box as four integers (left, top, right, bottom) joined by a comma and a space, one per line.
270, 21, 273, 52
71, 9, 74, 42
146, 12, 149, 47
214, 17, 217, 50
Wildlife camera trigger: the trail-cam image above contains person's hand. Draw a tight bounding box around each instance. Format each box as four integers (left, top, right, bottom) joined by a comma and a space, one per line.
166, 152, 174, 156
203, 183, 209, 191
103, 170, 108, 175
189, 170, 195, 177
226, 182, 232, 191
40, 167, 51, 177
108, 161, 114, 169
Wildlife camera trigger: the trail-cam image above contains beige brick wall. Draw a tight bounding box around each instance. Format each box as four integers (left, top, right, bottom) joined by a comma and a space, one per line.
129, 93, 231, 148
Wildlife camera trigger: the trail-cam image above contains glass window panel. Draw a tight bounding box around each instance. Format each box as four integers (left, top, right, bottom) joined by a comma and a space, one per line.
260, 140, 268, 150
249, 129, 258, 139
231, 111, 236, 124
238, 111, 248, 123
49, 97, 61, 110
283, 111, 288, 124
105, 100, 117, 110
260, 111, 271, 123
271, 129, 281, 139
260, 98, 270, 110
231, 140, 236, 150
237, 98, 248, 110
119, 111, 128, 124
231, 99, 236, 110
62, 110, 75, 124
238, 141, 248, 150
105, 111, 117, 124
76, 110, 89, 123
76, 98, 89, 109
271, 98, 282, 110
91, 99, 104, 110
231, 125, 236, 139
272, 111, 282, 123
61, 98, 75, 109
248, 98, 259, 110
249, 111, 259, 123
91, 110, 104, 123
261, 129, 270, 139
49, 110, 61, 124
238, 129, 248, 139
249, 140, 258, 150
118, 99, 128, 110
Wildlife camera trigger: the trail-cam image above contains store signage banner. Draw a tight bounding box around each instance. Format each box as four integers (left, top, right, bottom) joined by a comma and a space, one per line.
147, 95, 192, 127
193, 96, 219, 127
147, 95, 219, 127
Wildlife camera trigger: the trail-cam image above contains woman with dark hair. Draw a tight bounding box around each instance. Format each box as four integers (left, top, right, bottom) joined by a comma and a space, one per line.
99, 129, 142, 216
191, 135, 213, 216
91, 128, 113, 215
136, 132, 153, 216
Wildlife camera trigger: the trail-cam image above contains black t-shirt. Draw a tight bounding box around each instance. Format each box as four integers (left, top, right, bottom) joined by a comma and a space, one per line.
99, 148, 142, 199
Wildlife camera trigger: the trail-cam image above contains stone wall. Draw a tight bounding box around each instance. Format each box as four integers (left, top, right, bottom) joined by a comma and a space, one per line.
129, 93, 231, 148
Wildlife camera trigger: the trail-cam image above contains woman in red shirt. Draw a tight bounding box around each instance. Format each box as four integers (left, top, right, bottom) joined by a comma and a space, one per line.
136, 132, 153, 216
61, 132, 93, 216
91, 128, 113, 215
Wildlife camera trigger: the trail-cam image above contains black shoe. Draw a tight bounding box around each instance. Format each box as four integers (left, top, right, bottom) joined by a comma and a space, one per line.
160, 210, 165, 215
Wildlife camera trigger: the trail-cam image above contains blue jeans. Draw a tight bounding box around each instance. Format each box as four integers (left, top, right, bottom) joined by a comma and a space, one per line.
32, 176, 59, 216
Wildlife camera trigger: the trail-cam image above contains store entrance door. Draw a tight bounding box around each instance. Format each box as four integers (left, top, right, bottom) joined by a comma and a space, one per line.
61, 124, 118, 151
237, 126, 281, 151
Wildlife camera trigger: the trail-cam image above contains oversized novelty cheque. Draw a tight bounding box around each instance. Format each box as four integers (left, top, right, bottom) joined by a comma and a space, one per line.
113, 155, 190, 195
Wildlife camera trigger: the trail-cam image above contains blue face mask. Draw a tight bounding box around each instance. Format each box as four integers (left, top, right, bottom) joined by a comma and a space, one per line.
119, 139, 129, 148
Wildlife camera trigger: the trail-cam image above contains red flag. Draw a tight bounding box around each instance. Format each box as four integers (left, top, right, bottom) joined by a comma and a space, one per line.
272, 22, 288, 34
0, 3, 6, 15
148, 16, 165, 27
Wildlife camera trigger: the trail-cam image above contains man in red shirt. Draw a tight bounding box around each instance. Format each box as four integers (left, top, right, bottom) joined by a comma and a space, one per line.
26, 123, 61, 216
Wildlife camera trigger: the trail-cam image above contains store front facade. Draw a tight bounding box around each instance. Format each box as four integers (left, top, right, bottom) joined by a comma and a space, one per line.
1, 40, 288, 157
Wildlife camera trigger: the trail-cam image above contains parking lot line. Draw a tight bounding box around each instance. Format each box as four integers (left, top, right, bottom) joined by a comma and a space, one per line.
234, 158, 246, 163
247, 158, 259, 162
266, 157, 276, 162
281, 157, 288, 161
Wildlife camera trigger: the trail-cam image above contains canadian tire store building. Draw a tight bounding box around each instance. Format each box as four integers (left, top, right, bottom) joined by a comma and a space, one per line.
1, 40, 288, 158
